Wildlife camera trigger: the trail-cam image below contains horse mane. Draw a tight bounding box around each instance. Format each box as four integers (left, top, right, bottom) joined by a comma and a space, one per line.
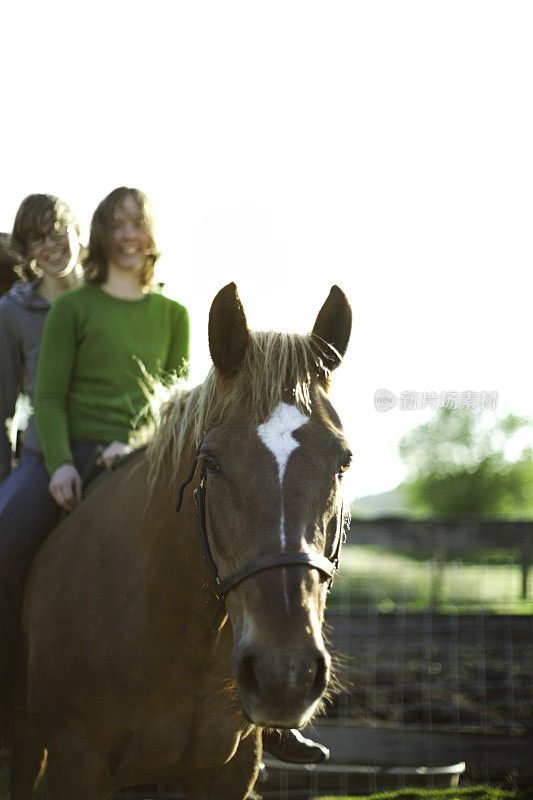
147, 330, 336, 487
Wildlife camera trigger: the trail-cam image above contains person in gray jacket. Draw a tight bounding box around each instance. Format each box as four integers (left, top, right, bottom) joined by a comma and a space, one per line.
0, 195, 83, 486
0, 195, 83, 741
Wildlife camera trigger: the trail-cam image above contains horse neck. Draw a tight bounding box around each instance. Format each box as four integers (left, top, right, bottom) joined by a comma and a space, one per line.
144, 437, 222, 635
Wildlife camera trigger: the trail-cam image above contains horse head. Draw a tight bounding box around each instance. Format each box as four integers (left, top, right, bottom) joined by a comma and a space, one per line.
190, 283, 352, 729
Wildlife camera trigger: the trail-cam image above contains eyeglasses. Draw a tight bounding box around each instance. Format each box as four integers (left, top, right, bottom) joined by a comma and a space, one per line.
26, 225, 68, 251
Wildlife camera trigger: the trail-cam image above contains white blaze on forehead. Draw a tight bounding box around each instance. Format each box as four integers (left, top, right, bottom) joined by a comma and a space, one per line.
257, 402, 309, 483
257, 401, 309, 600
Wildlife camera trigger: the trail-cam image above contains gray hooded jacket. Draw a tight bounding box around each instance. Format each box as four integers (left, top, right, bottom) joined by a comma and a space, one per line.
0, 279, 49, 482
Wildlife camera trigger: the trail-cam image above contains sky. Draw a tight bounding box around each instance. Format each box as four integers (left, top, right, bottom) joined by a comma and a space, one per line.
2, 1, 532, 501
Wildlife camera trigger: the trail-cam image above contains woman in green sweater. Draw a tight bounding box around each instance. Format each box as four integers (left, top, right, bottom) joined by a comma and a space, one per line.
35, 188, 189, 508
0, 187, 189, 739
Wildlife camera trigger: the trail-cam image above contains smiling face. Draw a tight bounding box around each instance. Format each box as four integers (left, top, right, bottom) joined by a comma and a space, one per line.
83, 187, 159, 288
11, 194, 81, 280
25, 214, 78, 278
107, 193, 152, 278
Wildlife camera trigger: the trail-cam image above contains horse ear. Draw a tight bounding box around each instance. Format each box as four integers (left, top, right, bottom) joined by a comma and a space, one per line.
311, 285, 352, 371
209, 282, 249, 377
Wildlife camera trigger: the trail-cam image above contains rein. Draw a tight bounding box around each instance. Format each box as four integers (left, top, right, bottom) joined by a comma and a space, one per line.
176, 446, 344, 600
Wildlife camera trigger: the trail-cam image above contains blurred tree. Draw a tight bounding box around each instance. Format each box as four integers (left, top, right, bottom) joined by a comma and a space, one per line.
399, 408, 533, 517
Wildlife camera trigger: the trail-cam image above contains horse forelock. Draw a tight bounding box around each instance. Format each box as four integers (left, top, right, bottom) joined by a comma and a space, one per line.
147, 330, 339, 489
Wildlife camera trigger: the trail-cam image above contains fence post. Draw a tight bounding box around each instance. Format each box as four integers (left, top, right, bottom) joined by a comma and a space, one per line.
430, 543, 447, 607
520, 552, 530, 600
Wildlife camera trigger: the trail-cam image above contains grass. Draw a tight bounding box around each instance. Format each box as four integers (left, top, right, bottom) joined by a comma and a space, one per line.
2, 769, 526, 800
0, 775, 520, 800
318, 788, 517, 800
329, 545, 533, 613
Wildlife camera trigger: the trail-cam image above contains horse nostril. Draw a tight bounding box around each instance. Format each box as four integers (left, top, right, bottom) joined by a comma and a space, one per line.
306, 653, 328, 704
238, 654, 261, 704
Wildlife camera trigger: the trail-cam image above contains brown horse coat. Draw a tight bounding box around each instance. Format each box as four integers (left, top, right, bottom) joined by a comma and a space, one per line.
12, 283, 352, 800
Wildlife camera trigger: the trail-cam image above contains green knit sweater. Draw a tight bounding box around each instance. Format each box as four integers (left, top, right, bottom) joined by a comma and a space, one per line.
34, 284, 190, 475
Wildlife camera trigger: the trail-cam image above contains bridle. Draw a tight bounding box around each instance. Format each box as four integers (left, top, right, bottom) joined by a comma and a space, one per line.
176, 445, 345, 600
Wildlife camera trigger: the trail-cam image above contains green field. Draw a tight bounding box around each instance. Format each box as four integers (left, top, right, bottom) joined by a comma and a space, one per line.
319, 789, 517, 799
329, 545, 533, 613
2, 766, 527, 800
1, 764, 524, 800
0, 775, 521, 800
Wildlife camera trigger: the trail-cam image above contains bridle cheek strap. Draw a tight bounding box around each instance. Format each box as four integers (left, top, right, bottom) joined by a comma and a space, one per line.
177, 459, 343, 601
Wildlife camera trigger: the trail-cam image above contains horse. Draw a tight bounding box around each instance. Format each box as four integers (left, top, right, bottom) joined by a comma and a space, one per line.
11, 282, 352, 800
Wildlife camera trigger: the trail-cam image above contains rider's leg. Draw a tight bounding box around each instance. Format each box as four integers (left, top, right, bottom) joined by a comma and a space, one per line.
0, 447, 62, 741
0, 441, 104, 742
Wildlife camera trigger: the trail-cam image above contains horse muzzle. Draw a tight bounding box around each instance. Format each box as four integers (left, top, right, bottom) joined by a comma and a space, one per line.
232, 643, 330, 728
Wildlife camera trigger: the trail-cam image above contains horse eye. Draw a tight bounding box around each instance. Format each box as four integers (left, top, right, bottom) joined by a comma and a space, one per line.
337, 451, 353, 476
203, 455, 221, 475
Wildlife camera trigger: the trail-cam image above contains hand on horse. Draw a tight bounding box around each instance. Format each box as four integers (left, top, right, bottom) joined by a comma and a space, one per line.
96, 441, 132, 471
49, 463, 83, 511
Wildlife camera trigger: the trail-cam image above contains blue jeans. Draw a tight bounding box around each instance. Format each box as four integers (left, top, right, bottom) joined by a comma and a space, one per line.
0, 440, 104, 736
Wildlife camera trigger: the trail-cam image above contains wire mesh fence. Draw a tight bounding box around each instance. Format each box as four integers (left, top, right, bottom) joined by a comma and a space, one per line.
274, 517, 533, 796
